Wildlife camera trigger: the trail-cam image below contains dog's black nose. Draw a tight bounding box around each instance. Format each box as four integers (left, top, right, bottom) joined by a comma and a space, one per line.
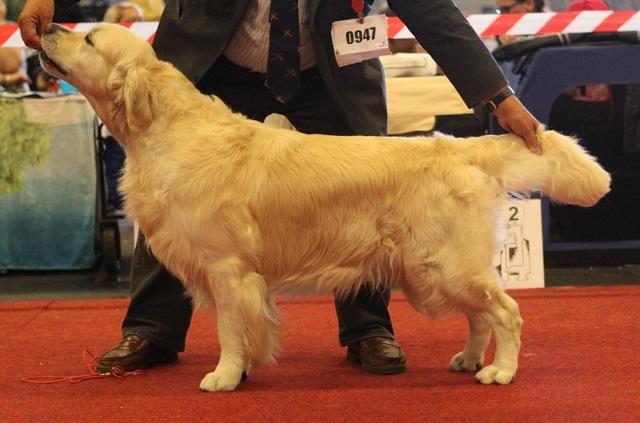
43, 23, 57, 34
43, 23, 69, 35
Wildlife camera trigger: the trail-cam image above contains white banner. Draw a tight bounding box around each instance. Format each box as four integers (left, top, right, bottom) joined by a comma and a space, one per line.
3, 12, 640, 47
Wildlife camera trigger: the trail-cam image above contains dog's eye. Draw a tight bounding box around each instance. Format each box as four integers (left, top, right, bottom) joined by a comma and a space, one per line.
84, 34, 94, 47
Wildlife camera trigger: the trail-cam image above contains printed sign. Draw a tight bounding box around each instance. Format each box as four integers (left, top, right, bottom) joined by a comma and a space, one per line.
331, 14, 391, 67
493, 199, 545, 289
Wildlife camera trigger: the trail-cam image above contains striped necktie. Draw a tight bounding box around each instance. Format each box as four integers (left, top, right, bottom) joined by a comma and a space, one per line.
265, 0, 301, 104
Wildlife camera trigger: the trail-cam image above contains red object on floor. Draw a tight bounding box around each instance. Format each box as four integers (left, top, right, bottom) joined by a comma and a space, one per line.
1, 285, 639, 422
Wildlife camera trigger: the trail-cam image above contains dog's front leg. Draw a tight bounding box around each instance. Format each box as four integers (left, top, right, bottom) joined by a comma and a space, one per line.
199, 265, 276, 392
199, 299, 249, 392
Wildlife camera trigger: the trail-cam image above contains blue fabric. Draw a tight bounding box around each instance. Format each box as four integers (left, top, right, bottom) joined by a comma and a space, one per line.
514, 44, 640, 124
0, 96, 96, 270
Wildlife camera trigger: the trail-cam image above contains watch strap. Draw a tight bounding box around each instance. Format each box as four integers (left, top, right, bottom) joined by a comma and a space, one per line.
484, 86, 515, 113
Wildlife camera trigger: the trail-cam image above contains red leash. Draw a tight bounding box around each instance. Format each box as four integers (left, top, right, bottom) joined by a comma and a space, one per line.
21, 350, 143, 384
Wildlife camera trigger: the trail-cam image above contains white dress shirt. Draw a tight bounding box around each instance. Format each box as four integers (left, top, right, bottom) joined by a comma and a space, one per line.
224, 0, 318, 73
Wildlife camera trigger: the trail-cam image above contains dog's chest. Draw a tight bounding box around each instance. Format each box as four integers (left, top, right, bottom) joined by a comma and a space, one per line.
120, 160, 175, 234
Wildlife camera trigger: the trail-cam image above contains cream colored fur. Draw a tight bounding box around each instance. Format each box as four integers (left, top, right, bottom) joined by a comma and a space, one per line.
40, 23, 611, 391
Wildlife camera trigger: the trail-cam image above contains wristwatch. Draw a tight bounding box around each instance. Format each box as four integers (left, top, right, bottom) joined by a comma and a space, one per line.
484, 86, 515, 113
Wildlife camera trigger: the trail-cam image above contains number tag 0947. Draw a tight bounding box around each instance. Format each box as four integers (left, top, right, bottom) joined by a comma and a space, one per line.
331, 14, 391, 67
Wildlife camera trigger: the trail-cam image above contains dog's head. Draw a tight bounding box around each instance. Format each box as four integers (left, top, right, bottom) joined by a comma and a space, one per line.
40, 23, 161, 133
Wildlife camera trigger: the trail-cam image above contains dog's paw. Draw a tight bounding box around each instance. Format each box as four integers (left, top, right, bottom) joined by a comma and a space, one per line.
449, 352, 483, 372
474, 364, 516, 385
199, 369, 242, 392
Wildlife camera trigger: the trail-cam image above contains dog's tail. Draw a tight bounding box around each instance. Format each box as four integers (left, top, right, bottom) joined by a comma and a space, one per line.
465, 129, 611, 207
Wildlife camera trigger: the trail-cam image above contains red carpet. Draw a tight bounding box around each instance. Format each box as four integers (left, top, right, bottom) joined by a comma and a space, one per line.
1, 285, 639, 422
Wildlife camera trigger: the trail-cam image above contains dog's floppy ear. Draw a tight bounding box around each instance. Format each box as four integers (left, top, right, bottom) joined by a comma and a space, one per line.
107, 59, 155, 132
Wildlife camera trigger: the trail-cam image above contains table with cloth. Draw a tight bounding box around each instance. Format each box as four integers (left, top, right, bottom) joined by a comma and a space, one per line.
0, 94, 97, 270
385, 74, 473, 135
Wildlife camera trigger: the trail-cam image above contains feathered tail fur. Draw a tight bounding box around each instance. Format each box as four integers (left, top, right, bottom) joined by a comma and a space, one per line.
464, 129, 611, 207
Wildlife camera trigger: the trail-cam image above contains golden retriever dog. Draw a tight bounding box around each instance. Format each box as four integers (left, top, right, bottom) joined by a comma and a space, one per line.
39, 23, 610, 391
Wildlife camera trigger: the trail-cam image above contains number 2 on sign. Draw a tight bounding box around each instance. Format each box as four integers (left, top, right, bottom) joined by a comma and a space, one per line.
345, 27, 376, 44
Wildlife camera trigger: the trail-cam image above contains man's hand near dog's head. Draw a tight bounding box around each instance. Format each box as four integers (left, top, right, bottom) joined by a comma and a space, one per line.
18, 0, 56, 49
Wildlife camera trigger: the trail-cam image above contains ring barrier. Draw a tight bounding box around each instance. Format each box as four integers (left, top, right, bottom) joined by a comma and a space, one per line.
1, 12, 640, 47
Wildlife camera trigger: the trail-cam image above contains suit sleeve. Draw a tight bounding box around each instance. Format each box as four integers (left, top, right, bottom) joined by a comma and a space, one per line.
387, 0, 507, 108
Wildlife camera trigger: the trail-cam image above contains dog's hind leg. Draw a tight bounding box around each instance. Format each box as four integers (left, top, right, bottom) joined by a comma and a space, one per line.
472, 287, 522, 385
399, 262, 518, 383
199, 263, 279, 392
449, 312, 491, 372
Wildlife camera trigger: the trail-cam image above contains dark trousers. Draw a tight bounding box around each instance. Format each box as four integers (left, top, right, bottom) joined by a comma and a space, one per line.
122, 56, 394, 351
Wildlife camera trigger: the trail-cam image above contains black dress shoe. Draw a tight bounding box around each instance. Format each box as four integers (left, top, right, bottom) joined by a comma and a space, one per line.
96, 334, 178, 373
346, 337, 407, 375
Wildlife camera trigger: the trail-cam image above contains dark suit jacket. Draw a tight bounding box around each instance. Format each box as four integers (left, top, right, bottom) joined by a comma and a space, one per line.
58, 0, 507, 136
